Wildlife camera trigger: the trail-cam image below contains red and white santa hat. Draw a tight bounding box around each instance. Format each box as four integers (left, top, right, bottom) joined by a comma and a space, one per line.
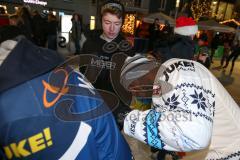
174, 16, 198, 36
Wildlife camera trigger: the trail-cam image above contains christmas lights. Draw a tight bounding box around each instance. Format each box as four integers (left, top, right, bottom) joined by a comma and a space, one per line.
219, 19, 240, 26
122, 13, 136, 35
191, 0, 211, 21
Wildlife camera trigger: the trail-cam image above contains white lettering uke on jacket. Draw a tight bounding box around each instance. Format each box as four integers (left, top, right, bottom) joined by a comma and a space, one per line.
124, 59, 240, 160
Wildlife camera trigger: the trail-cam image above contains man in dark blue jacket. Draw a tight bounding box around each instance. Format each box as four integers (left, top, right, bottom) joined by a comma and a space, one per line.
0, 26, 132, 160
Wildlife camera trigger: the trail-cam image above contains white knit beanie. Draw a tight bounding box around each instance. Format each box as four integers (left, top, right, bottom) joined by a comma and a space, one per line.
120, 54, 160, 90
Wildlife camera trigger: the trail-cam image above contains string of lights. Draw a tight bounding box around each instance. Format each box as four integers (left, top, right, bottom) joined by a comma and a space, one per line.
219, 19, 240, 26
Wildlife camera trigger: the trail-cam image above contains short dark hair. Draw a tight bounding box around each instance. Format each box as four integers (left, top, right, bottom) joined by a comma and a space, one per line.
71, 13, 81, 22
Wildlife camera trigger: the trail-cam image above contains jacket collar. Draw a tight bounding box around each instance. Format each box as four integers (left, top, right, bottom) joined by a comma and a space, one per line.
0, 39, 64, 93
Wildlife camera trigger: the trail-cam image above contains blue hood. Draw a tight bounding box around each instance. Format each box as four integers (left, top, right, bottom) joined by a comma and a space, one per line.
0, 39, 64, 92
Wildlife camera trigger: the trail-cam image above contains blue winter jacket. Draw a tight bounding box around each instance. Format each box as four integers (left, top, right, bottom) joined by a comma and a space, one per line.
0, 39, 132, 160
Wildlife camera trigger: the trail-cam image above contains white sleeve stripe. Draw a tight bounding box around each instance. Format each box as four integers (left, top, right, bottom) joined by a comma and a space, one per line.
59, 122, 92, 160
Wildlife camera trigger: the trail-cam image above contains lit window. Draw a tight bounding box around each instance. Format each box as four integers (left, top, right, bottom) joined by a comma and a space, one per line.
217, 2, 227, 20
90, 16, 95, 30
59, 12, 64, 16
214, 2, 234, 20
211, 1, 218, 17
225, 4, 234, 20
61, 15, 72, 33
176, 0, 180, 8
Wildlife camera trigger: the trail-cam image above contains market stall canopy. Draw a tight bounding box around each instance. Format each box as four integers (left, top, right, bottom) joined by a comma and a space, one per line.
143, 12, 175, 27
198, 20, 236, 33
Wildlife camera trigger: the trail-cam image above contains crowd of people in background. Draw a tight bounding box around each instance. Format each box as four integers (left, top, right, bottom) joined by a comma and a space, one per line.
0, 6, 86, 55
143, 17, 239, 73
0, 6, 59, 50
1, 5, 239, 73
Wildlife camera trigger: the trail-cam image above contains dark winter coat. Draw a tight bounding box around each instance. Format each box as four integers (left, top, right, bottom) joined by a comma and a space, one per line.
155, 34, 195, 61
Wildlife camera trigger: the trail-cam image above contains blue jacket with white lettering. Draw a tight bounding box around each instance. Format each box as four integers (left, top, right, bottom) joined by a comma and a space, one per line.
0, 39, 132, 160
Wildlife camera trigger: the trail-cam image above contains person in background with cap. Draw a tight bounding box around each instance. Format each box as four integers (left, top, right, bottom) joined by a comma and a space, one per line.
121, 54, 240, 159
81, 1, 134, 129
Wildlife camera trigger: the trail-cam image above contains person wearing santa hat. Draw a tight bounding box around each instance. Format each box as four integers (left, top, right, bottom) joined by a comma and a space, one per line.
155, 16, 198, 61
172, 16, 198, 59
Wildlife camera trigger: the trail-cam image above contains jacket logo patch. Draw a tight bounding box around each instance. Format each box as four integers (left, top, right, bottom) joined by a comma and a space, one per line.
42, 69, 69, 108
163, 61, 195, 81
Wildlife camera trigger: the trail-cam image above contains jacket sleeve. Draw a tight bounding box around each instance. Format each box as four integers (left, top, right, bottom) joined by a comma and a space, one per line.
124, 108, 211, 152
70, 71, 132, 160
93, 108, 132, 160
